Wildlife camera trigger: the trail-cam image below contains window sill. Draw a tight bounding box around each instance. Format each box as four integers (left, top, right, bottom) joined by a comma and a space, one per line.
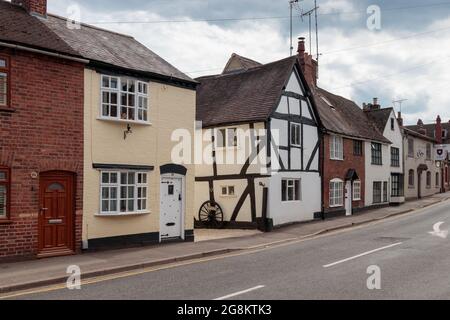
0, 219, 13, 225
95, 211, 151, 217
329, 204, 343, 208
97, 117, 152, 126
330, 158, 344, 161
0, 107, 15, 113
371, 163, 383, 166
282, 200, 302, 203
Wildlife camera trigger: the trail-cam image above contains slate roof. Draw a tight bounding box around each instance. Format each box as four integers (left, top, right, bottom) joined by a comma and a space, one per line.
0, 1, 78, 57
313, 87, 390, 144
364, 107, 394, 133
0, 0, 194, 84
222, 53, 262, 74
196, 56, 298, 128
406, 122, 450, 144
402, 127, 437, 143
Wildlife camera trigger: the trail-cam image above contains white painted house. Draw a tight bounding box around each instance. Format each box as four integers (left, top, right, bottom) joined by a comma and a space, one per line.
364, 102, 405, 206
195, 55, 322, 230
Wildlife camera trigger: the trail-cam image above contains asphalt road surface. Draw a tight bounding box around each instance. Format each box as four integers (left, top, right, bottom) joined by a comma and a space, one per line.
7, 200, 450, 300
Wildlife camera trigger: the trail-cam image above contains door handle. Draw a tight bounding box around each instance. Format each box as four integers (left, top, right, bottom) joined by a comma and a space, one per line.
39, 208, 48, 214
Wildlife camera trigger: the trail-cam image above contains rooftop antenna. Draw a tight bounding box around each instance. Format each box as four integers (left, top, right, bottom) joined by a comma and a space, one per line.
301, 5, 319, 55
289, 0, 300, 56
392, 98, 408, 113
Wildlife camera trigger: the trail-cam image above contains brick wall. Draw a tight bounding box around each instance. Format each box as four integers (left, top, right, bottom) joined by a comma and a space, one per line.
322, 134, 366, 214
0, 48, 84, 259
11, 0, 47, 16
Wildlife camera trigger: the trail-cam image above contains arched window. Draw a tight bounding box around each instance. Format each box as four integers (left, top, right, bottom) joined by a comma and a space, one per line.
408, 169, 415, 187
329, 178, 344, 207
0, 167, 10, 219
426, 171, 431, 188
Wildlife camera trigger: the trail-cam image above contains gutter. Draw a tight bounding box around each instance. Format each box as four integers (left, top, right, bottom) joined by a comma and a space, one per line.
0, 41, 89, 64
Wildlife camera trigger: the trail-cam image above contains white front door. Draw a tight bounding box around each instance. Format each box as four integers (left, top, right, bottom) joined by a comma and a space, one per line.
160, 176, 183, 240
345, 180, 352, 216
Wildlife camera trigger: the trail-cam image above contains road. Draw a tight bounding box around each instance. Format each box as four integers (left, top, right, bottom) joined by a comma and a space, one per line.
6, 200, 450, 300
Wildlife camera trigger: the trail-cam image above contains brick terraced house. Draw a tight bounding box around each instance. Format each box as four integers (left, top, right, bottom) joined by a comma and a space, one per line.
1, 0, 197, 259
0, 0, 87, 259
296, 38, 391, 217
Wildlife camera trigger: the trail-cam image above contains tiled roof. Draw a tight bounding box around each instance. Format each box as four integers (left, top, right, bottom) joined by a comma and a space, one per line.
0, 0, 194, 84
222, 53, 262, 74
406, 122, 450, 144
313, 87, 390, 144
0, 1, 79, 57
196, 56, 298, 128
402, 127, 437, 143
364, 107, 393, 133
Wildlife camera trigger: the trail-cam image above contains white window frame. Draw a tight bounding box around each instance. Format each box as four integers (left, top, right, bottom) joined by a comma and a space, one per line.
353, 180, 361, 201
330, 135, 344, 160
99, 170, 149, 215
329, 178, 344, 207
100, 75, 149, 124
215, 127, 238, 149
220, 185, 236, 197
290, 123, 301, 147
281, 178, 301, 202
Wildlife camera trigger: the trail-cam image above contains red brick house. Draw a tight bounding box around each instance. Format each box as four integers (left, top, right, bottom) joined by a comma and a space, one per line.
296, 38, 389, 217
0, 0, 86, 259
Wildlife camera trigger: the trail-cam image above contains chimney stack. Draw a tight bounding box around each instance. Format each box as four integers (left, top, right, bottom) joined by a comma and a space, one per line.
436, 115, 442, 144
11, 0, 47, 17
297, 37, 318, 89
363, 98, 381, 111
397, 111, 403, 127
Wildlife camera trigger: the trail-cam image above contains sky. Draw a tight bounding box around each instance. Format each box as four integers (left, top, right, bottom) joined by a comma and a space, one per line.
42, 0, 450, 125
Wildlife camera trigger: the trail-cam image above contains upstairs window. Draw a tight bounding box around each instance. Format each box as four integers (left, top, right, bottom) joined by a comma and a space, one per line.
426, 143, 432, 160
0, 168, 10, 219
353, 140, 363, 156
290, 123, 301, 146
330, 135, 343, 160
391, 118, 395, 130
0, 56, 10, 108
101, 75, 149, 123
408, 138, 414, 157
215, 128, 238, 148
371, 143, 382, 165
391, 147, 400, 167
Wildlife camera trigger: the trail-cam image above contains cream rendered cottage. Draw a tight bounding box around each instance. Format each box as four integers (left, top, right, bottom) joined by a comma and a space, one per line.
43, 16, 197, 249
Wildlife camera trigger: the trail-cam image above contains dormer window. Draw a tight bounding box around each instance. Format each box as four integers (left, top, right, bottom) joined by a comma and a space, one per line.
101, 75, 149, 123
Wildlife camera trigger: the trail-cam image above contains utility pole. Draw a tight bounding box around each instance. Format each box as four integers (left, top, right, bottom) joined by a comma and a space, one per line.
289, 0, 299, 56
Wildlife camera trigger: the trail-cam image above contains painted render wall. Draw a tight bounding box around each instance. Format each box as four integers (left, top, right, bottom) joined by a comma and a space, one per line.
83, 69, 196, 244
194, 122, 268, 224
403, 134, 440, 199
365, 110, 403, 206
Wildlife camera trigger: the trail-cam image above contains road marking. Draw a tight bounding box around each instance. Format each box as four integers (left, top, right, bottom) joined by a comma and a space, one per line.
214, 285, 265, 300
323, 242, 403, 268
429, 221, 448, 239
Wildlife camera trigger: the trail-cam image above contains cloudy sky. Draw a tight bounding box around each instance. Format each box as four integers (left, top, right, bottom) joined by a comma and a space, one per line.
45, 0, 450, 125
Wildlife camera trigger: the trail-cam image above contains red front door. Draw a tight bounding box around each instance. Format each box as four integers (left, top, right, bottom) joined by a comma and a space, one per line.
38, 171, 75, 257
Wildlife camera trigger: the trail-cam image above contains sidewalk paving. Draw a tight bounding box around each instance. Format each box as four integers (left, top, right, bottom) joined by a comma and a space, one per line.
1, 192, 449, 294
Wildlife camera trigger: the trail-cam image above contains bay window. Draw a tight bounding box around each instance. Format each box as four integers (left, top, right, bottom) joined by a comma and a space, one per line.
101, 75, 149, 123
100, 171, 148, 214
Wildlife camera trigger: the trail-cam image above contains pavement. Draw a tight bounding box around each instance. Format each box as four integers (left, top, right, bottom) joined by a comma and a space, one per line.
1, 192, 449, 296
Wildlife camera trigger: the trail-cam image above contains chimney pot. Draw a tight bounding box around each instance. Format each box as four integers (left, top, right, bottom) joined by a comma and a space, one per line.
373, 97, 378, 106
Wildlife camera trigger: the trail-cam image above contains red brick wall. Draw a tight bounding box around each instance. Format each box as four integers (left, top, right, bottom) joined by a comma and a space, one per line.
0, 48, 84, 259
322, 134, 366, 214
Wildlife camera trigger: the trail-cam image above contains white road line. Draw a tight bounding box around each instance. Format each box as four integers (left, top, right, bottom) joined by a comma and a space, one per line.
323, 242, 403, 268
214, 285, 265, 300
